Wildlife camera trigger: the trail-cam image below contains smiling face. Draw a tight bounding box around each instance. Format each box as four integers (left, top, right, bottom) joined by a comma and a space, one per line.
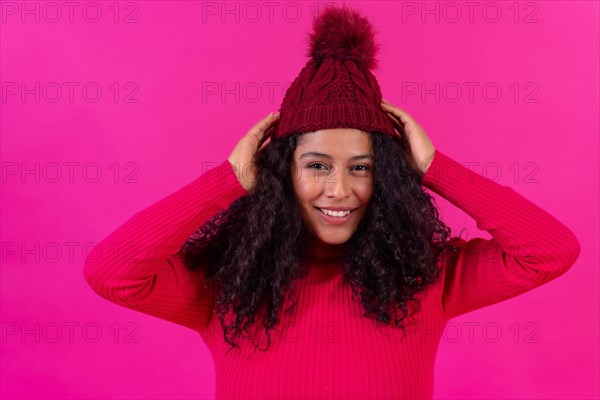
290, 128, 374, 245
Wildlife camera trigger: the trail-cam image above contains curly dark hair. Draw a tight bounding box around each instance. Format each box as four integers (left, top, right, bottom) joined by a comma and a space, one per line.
179, 130, 459, 354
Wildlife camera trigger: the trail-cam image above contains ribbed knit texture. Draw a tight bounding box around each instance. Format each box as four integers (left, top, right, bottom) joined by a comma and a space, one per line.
83, 150, 581, 399
274, 57, 397, 139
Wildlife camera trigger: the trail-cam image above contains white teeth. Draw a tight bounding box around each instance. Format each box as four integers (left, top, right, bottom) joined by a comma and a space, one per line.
319, 208, 352, 217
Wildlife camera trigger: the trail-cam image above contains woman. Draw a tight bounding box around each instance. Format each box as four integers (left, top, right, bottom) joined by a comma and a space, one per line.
83, 5, 581, 399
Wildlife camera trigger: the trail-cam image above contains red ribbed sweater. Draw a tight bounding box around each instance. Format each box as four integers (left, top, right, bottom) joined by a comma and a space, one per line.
83, 149, 581, 399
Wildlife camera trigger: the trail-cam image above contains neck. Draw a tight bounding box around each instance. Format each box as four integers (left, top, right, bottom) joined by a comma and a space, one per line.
301, 234, 344, 263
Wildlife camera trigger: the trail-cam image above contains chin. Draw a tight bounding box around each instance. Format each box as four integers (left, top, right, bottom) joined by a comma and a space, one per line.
313, 229, 353, 245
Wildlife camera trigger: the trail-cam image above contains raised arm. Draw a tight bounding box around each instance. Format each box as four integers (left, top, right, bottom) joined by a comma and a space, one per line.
83, 160, 248, 332
421, 150, 581, 320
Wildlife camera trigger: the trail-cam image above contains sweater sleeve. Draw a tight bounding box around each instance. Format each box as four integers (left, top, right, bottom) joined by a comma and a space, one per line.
83, 160, 248, 332
421, 149, 581, 320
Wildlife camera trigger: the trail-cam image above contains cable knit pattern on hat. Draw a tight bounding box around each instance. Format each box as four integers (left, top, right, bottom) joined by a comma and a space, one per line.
273, 5, 397, 139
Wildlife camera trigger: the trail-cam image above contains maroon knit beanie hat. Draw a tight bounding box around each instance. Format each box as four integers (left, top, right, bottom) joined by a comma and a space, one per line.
272, 5, 396, 139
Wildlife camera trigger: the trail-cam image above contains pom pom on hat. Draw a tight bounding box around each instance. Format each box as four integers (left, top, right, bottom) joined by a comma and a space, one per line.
273, 4, 396, 140
307, 5, 380, 71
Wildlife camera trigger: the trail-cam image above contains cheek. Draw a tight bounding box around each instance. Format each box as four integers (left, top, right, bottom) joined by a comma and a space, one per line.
293, 174, 322, 202
355, 179, 374, 201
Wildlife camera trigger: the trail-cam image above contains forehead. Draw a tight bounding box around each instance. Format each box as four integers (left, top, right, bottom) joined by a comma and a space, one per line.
295, 128, 372, 156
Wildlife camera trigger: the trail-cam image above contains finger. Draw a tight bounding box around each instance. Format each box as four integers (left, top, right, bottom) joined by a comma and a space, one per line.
385, 110, 403, 126
380, 102, 413, 125
257, 139, 271, 156
385, 112, 405, 136
386, 113, 405, 137
257, 139, 271, 159
257, 112, 279, 131
257, 121, 277, 149
265, 113, 280, 136
259, 126, 273, 147
248, 112, 279, 140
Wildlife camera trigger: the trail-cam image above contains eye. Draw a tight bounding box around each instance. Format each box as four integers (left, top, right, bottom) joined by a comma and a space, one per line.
307, 162, 328, 170
307, 163, 371, 172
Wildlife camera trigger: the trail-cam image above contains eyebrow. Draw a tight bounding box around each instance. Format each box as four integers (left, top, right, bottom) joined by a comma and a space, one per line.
299, 152, 374, 161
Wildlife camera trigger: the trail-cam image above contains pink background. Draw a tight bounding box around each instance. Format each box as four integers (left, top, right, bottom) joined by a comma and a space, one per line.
1, 1, 598, 399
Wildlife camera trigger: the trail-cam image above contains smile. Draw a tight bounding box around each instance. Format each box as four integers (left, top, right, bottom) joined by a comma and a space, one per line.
317, 208, 355, 217
314, 207, 357, 225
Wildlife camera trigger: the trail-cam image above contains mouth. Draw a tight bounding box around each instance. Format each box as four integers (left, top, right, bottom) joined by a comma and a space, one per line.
314, 206, 357, 225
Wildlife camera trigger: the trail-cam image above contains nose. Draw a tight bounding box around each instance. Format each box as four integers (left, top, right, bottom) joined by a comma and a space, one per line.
324, 163, 350, 199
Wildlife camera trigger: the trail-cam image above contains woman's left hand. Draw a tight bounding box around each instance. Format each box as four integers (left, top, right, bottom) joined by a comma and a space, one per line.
380, 98, 436, 178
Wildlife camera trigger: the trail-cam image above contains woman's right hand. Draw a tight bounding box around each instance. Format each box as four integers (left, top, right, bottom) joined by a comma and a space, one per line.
227, 111, 280, 194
